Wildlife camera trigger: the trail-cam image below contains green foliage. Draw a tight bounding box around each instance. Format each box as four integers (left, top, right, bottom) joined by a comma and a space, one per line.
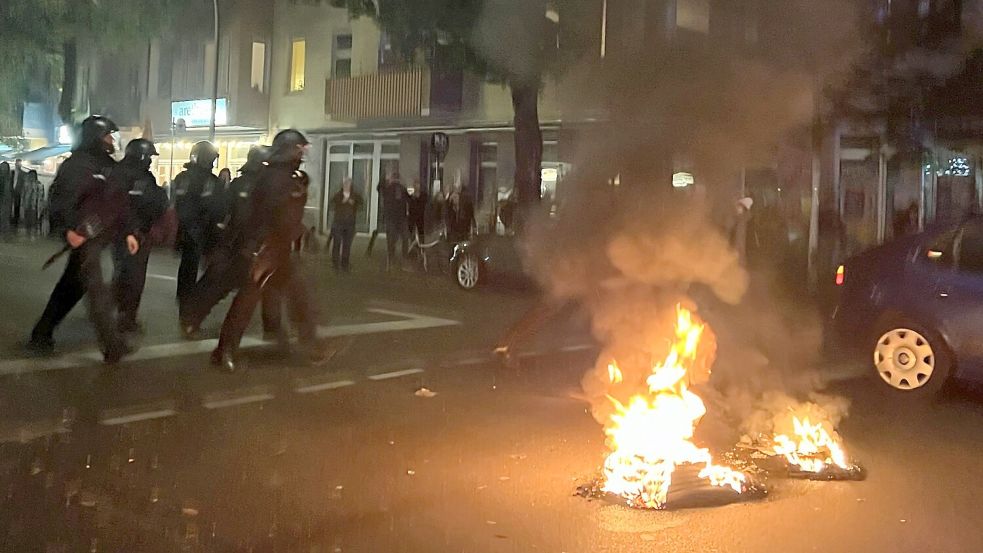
0, 0, 194, 135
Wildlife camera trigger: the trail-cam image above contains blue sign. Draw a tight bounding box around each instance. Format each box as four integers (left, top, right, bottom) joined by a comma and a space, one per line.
171, 98, 228, 128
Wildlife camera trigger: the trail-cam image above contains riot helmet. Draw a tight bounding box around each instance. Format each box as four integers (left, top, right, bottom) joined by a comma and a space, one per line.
189, 141, 219, 170
240, 145, 271, 173
268, 129, 309, 165
76, 115, 119, 154
123, 139, 159, 170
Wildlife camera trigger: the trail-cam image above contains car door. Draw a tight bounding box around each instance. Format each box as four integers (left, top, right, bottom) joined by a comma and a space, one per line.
933, 220, 983, 370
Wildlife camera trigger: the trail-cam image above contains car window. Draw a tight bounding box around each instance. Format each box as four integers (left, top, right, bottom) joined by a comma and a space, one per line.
957, 222, 983, 275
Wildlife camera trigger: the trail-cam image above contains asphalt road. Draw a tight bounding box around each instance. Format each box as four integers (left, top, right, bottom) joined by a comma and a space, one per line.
1, 238, 982, 552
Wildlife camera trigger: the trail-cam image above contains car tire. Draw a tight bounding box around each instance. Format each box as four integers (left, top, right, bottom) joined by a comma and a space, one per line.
870, 317, 953, 399
455, 252, 480, 290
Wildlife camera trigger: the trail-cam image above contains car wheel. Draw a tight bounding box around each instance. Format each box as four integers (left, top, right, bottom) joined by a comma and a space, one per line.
872, 321, 952, 397
455, 253, 480, 290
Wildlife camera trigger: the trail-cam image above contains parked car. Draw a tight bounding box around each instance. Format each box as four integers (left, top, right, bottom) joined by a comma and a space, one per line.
450, 233, 530, 290
829, 217, 983, 398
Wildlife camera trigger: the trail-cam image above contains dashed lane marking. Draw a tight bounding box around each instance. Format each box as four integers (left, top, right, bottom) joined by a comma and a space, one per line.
203, 392, 275, 410
294, 379, 356, 394
100, 408, 178, 426
367, 368, 425, 381
148, 273, 178, 281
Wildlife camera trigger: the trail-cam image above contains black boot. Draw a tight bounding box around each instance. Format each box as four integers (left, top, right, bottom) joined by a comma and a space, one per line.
210, 348, 238, 373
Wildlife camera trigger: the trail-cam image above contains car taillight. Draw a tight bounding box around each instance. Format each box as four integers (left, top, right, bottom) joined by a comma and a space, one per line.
835, 264, 845, 286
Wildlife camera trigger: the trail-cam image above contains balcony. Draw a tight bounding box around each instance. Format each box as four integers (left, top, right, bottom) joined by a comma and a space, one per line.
326, 68, 427, 121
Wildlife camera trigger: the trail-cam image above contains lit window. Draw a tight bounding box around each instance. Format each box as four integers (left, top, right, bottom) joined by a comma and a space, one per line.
290, 39, 306, 92
676, 0, 710, 33
251, 42, 267, 92
334, 33, 353, 78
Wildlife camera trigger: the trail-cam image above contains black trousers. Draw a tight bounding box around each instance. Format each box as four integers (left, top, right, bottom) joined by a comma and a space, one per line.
176, 236, 202, 303
180, 246, 282, 333
385, 222, 409, 267
113, 239, 151, 327
331, 225, 355, 270
31, 244, 126, 354
215, 255, 315, 356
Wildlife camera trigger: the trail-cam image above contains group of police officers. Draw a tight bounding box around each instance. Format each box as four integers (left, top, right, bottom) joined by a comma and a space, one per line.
25, 115, 327, 372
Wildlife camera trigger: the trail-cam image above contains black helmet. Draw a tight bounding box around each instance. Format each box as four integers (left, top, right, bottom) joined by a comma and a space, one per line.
269, 129, 309, 164
77, 115, 119, 154
124, 139, 159, 162
240, 145, 271, 173
190, 141, 219, 169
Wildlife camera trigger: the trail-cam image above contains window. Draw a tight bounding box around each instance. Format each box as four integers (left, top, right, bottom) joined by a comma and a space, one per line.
478, 143, 498, 210
289, 39, 306, 92
958, 223, 983, 274
251, 42, 267, 92
334, 33, 353, 78
676, 0, 710, 33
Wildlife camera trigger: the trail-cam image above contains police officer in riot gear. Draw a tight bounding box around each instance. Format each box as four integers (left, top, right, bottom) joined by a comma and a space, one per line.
179, 145, 283, 341
28, 115, 136, 363
212, 130, 324, 372
172, 140, 227, 304
112, 139, 168, 333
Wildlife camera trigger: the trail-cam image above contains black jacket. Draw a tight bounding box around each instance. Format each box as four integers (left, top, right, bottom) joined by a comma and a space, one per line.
330, 190, 363, 229
171, 164, 228, 248
47, 148, 118, 240
244, 162, 308, 254
114, 162, 168, 237
377, 181, 408, 225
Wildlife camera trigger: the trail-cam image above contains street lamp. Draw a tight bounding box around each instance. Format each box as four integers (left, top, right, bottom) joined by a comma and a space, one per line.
208, 0, 220, 142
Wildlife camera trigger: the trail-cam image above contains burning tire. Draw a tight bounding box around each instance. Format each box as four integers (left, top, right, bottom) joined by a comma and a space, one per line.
872, 319, 952, 397
455, 252, 480, 290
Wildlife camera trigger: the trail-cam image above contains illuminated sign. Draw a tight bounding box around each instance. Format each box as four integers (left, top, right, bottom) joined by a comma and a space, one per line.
170, 98, 228, 128
672, 172, 694, 188
541, 167, 559, 182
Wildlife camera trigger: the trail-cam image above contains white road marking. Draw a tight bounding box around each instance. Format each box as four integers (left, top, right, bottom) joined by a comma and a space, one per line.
100, 408, 177, 426
0, 419, 70, 444
0, 310, 459, 376
294, 379, 356, 394
148, 273, 178, 281
368, 368, 425, 381
560, 344, 595, 352
203, 393, 275, 410
456, 356, 490, 366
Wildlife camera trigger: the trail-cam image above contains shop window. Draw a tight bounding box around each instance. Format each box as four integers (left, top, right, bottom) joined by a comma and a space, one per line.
289, 39, 306, 92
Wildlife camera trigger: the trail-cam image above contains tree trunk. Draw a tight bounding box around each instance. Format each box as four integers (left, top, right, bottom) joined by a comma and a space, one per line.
58, 41, 77, 124
511, 80, 542, 229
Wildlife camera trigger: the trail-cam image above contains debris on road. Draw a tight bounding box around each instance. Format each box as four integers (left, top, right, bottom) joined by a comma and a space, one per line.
414, 387, 437, 398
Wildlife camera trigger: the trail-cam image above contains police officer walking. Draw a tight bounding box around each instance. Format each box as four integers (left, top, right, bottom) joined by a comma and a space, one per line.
112, 139, 168, 333
27, 115, 137, 363
172, 141, 226, 304
211, 130, 325, 372
179, 145, 283, 341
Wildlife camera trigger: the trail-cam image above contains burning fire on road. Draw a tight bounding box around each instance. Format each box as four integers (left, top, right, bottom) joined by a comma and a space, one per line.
580, 305, 863, 510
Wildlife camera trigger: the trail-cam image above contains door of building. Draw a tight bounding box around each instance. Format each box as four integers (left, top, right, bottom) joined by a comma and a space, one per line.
324, 140, 400, 234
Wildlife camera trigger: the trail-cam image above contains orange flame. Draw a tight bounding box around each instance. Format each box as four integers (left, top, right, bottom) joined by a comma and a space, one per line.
772, 416, 850, 473
601, 306, 746, 509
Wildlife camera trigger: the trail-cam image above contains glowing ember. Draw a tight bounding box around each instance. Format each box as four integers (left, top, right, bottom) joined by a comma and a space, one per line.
601, 306, 747, 509
772, 415, 850, 473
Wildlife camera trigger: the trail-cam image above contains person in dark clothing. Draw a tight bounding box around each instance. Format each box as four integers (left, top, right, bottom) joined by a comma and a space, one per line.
23, 170, 43, 235
179, 145, 283, 341
329, 177, 363, 271
10, 158, 28, 229
407, 179, 426, 242
0, 161, 12, 233
27, 115, 136, 363
171, 141, 225, 304
212, 130, 325, 372
111, 139, 168, 333
378, 171, 409, 269
892, 202, 920, 238
445, 185, 475, 243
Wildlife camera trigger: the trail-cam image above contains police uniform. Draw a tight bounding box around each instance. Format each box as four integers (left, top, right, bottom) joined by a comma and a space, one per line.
171, 145, 226, 302
112, 142, 168, 331
28, 116, 132, 362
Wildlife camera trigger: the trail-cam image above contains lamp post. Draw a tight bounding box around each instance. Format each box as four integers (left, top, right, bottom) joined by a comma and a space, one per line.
208, 0, 220, 142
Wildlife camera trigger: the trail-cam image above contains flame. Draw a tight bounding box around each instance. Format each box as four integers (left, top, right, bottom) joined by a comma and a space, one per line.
601, 306, 746, 509
772, 416, 850, 473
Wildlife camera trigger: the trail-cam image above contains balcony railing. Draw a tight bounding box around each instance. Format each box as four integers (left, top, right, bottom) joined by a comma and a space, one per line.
326, 68, 427, 121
